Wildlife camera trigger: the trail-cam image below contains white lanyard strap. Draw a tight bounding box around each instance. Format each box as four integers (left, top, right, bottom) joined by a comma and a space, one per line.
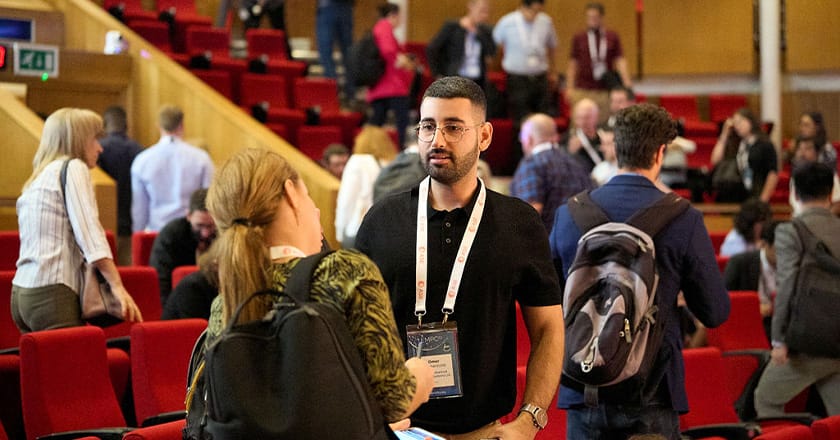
577, 129, 603, 165
587, 29, 607, 64
415, 176, 486, 324
515, 12, 541, 54
269, 245, 307, 260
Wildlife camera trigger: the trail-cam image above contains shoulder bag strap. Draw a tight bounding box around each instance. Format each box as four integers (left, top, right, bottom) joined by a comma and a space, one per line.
283, 251, 334, 304
791, 218, 840, 272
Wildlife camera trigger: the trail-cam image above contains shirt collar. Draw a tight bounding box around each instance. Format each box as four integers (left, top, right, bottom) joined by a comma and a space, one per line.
427, 178, 482, 218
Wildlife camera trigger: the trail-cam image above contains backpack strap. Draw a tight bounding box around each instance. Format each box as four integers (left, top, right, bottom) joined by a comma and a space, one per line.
283, 251, 333, 304
568, 190, 610, 233
220, 251, 334, 333
625, 192, 690, 238
791, 219, 840, 271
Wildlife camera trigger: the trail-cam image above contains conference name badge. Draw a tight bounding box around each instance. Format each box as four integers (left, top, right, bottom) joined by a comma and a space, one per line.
406, 322, 463, 399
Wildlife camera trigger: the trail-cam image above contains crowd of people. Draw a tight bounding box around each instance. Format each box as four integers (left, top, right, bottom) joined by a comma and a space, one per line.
8, 1, 840, 439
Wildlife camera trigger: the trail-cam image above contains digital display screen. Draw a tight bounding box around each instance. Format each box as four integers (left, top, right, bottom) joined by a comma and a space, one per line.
0, 18, 33, 42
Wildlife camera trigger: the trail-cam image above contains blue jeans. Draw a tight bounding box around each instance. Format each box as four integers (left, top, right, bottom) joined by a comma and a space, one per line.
316, 3, 354, 98
565, 404, 681, 440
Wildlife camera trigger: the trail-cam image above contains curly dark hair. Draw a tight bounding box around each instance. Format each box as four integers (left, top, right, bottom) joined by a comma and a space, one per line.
613, 103, 677, 170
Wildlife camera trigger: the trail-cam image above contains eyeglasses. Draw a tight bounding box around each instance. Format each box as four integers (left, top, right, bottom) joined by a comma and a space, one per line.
415, 122, 484, 143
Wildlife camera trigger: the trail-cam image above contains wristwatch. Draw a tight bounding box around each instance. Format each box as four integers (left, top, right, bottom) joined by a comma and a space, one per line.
519, 403, 548, 430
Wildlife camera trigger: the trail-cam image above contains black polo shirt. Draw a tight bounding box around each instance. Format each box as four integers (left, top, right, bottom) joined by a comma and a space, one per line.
355, 182, 562, 434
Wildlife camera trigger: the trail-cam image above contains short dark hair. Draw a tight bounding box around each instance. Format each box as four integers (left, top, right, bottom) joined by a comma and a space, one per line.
103, 106, 127, 133
585, 2, 605, 15
613, 104, 677, 170
377, 2, 399, 17
793, 161, 834, 202
610, 86, 635, 102
189, 188, 209, 213
523, 0, 544, 6
760, 220, 780, 246
159, 104, 184, 133
422, 76, 487, 121
733, 198, 771, 240
322, 143, 349, 162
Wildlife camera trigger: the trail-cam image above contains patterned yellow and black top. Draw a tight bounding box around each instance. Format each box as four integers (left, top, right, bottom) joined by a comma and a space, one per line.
207, 249, 416, 422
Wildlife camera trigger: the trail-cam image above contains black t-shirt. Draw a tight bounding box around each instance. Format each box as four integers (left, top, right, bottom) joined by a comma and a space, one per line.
746, 139, 778, 198
98, 132, 142, 237
355, 182, 562, 434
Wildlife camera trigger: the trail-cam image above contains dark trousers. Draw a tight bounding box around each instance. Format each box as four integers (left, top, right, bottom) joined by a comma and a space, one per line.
370, 96, 410, 149
506, 73, 549, 126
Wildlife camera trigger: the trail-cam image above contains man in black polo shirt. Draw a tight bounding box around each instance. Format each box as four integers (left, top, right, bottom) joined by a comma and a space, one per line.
356, 76, 564, 439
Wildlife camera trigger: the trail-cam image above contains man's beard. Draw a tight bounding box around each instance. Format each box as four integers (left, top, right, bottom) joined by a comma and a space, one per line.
423, 139, 480, 185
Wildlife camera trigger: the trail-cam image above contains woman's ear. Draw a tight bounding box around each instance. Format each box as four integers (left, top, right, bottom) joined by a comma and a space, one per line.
283, 179, 299, 211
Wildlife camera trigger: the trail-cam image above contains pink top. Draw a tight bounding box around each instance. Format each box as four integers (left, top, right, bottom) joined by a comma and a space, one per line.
366, 18, 413, 102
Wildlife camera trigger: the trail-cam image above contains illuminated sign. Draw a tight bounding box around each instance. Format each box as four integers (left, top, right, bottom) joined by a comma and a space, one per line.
13, 42, 59, 78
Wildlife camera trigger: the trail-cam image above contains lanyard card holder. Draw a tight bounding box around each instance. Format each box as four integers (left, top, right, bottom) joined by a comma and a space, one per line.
406, 322, 463, 399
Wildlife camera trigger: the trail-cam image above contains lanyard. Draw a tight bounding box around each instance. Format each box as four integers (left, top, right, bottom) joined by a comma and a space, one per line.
269, 245, 306, 260
415, 176, 486, 324
515, 11, 541, 54
577, 129, 603, 165
587, 29, 607, 64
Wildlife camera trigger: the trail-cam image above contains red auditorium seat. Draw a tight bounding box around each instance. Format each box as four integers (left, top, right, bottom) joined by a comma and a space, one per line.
171, 265, 199, 290
754, 424, 813, 439
659, 95, 718, 137
811, 414, 840, 440
129, 20, 172, 53
404, 41, 429, 70
191, 69, 233, 101
246, 28, 289, 60
156, 0, 212, 53
515, 303, 530, 367
687, 137, 717, 169
487, 71, 506, 94
0, 231, 19, 271
123, 419, 186, 440
132, 231, 158, 266
20, 326, 133, 440
185, 27, 247, 95
484, 118, 516, 176
266, 122, 289, 140
715, 255, 730, 273
239, 74, 306, 142
292, 77, 363, 147
0, 271, 20, 351
131, 319, 207, 426
709, 94, 748, 124
295, 125, 344, 162
709, 230, 727, 254
0, 354, 22, 440
104, 0, 157, 23
102, 266, 163, 340
0, 420, 7, 440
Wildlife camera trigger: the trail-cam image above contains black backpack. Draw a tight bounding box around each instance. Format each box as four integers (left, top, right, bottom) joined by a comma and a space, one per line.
183, 252, 393, 439
784, 219, 840, 358
347, 31, 385, 88
562, 191, 689, 406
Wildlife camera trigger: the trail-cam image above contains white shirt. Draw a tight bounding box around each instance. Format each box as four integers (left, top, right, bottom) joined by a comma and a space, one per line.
493, 10, 558, 75
14, 159, 112, 291
131, 135, 215, 232
591, 160, 618, 187
335, 154, 384, 242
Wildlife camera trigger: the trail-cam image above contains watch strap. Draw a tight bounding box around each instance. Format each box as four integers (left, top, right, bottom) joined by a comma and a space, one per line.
519, 403, 547, 430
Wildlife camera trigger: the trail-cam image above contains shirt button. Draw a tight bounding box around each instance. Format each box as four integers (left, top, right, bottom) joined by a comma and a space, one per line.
445, 222, 452, 228
445, 238, 452, 244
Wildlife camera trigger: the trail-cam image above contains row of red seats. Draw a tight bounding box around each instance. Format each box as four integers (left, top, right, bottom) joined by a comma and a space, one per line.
0, 319, 205, 440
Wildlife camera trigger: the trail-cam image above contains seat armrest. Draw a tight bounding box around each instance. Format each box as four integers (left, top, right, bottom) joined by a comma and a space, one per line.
140, 410, 186, 427
37, 427, 134, 440
105, 335, 131, 352
681, 422, 760, 440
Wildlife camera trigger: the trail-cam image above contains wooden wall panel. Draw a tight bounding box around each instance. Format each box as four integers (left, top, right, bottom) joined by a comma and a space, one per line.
643, 0, 754, 75
786, 0, 840, 72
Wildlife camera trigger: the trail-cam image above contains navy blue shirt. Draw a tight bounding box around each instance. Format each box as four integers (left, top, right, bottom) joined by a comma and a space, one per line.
549, 174, 729, 412
98, 132, 142, 236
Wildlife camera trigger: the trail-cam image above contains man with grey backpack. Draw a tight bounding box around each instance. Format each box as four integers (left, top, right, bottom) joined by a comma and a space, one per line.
550, 103, 730, 439
754, 161, 840, 417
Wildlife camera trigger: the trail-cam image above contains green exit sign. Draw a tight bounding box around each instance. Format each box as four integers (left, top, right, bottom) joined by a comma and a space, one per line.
12, 42, 59, 78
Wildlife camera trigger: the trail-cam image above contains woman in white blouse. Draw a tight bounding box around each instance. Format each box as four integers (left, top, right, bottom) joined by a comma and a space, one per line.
335, 125, 397, 248
12, 108, 143, 332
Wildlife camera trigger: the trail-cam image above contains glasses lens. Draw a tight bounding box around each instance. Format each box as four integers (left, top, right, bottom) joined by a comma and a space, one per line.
416, 123, 435, 142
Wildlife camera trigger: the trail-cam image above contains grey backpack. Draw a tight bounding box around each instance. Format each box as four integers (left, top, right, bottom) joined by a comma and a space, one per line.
562, 190, 689, 406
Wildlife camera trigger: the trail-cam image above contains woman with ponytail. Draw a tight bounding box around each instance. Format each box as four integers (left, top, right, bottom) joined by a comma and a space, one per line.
204, 148, 433, 425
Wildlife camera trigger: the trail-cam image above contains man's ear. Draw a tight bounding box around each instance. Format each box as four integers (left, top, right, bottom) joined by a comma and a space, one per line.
479, 121, 493, 152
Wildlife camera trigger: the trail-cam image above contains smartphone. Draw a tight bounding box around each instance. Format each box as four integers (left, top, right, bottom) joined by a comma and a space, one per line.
394, 427, 447, 440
